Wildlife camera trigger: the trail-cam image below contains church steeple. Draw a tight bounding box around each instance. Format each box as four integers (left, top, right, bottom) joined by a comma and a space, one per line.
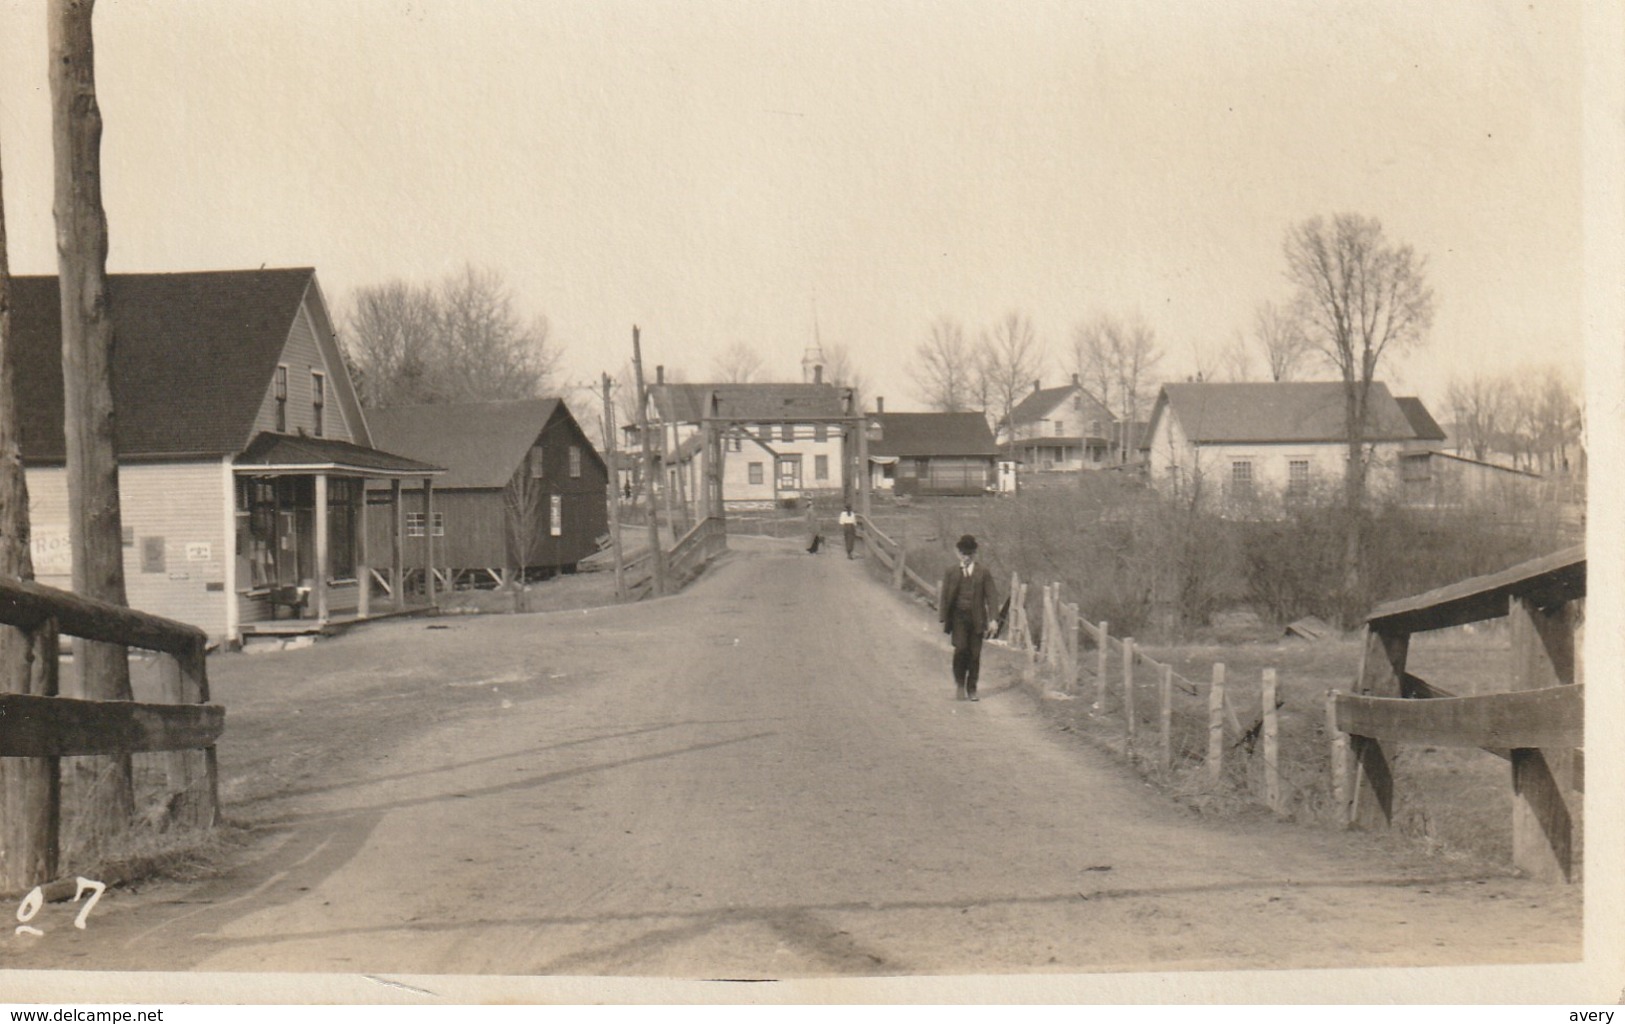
802, 299, 826, 384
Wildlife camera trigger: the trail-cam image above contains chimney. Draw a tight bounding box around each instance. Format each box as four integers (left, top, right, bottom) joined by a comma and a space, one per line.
876, 396, 885, 413
656, 365, 665, 385
1071, 373, 1079, 387
1033, 379, 1041, 393
814, 365, 823, 385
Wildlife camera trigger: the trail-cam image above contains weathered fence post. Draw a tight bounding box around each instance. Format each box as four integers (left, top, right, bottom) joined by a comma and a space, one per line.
1509, 594, 1581, 882
1122, 637, 1137, 747
1094, 620, 1109, 713
1, 619, 62, 892
1062, 602, 1079, 694
1159, 662, 1173, 773
1326, 689, 1349, 826
1042, 584, 1060, 669
1207, 663, 1226, 782
1263, 668, 1281, 815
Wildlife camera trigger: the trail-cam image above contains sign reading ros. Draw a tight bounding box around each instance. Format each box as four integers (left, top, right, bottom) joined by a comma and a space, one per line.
29, 526, 72, 576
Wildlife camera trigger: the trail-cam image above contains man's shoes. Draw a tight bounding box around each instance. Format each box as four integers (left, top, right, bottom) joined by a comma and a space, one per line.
969, 693, 979, 702
955, 686, 967, 701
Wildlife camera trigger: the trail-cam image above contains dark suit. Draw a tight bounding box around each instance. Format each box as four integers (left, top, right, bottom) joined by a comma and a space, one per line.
940, 561, 997, 699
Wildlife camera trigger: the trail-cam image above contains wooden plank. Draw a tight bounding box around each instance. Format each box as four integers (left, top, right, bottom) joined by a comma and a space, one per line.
1263, 669, 1280, 814
1510, 594, 1581, 883
1335, 684, 1583, 751
1364, 544, 1584, 634
1207, 663, 1224, 781
1158, 663, 1173, 772
1094, 620, 1109, 712
1122, 636, 1136, 742
1327, 690, 1349, 825
0, 575, 206, 657
0, 693, 224, 758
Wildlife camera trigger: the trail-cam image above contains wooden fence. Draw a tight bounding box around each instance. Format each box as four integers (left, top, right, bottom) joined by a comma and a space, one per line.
1330, 544, 1584, 882
0, 575, 222, 893
623, 516, 728, 599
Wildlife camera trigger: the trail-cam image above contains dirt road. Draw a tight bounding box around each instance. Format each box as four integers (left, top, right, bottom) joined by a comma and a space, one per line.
2, 538, 1581, 980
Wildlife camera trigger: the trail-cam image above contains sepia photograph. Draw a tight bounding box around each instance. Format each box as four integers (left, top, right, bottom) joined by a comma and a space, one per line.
0, 0, 1619, 1007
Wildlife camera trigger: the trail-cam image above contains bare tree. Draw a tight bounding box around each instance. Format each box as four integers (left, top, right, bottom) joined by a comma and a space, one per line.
1253, 300, 1310, 381
51, 0, 136, 842
980, 311, 1045, 444
1285, 212, 1433, 620
1070, 310, 1161, 459
710, 341, 764, 383
1445, 373, 1510, 462
502, 458, 545, 581
1218, 329, 1255, 383
1531, 366, 1582, 474
821, 342, 867, 405
342, 265, 560, 407
909, 316, 976, 412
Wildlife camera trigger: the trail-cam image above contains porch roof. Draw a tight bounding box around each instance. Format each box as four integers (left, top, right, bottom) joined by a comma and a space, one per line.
234, 432, 443, 477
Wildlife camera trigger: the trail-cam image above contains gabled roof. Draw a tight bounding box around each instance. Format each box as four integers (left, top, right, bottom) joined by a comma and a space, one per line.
1395, 396, 1447, 442
1149, 381, 1422, 445
235, 432, 442, 476
1008, 382, 1105, 426
366, 398, 601, 489
868, 412, 999, 457
653, 382, 849, 423
12, 269, 322, 461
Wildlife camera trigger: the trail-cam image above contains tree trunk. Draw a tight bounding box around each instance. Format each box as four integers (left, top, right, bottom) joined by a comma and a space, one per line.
1340, 384, 1370, 627
51, 0, 136, 847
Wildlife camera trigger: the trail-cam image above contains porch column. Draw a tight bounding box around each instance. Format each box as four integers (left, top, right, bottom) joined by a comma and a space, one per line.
423, 476, 437, 606
390, 478, 404, 611
314, 473, 330, 622
357, 479, 371, 618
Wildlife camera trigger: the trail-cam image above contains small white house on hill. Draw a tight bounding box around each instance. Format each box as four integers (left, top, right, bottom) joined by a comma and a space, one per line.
1142, 381, 1442, 505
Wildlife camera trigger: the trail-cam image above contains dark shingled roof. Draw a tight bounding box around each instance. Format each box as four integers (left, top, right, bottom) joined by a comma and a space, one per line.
12, 269, 320, 461
653, 382, 849, 423
1395, 396, 1447, 442
235, 432, 441, 475
1151, 381, 1422, 444
366, 399, 592, 489
868, 412, 998, 457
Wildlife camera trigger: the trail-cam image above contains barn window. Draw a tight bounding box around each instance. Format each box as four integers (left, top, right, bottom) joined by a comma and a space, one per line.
569, 445, 582, 478
274, 365, 288, 432
530, 446, 545, 479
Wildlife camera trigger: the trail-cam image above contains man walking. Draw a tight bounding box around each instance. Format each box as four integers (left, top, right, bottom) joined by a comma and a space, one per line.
939, 534, 998, 701
839, 504, 858, 558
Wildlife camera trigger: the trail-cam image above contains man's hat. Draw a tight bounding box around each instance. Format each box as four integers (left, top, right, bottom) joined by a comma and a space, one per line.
956, 534, 978, 553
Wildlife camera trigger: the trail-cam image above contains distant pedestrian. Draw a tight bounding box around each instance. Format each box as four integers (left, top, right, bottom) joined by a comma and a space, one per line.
805, 495, 822, 554
839, 504, 857, 558
939, 534, 998, 702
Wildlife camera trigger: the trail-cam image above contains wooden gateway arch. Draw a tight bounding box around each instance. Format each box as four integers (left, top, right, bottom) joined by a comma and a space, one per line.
1330, 545, 1585, 882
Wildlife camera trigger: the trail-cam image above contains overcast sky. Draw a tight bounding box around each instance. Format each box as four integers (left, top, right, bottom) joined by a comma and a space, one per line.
0, 0, 1598, 415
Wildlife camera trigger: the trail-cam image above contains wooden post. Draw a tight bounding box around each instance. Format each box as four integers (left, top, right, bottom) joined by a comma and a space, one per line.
1327, 689, 1349, 825
1062, 602, 1079, 694
1159, 663, 1173, 772
422, 477, 436, 606
1509, 595, 1580, 882
157, 637, 217, 829
356, 479, 370, 618
856, 401, 871, 520
1095, 620, 1109, 712
631, 327, 667, 596
1122, 636, 1137, 745
313, 473, 330, 622
1042, 584, 1059, 668
601, 374, 626, 601
390, 478, 404, 609
1263, 668, 1281, 814
52, 0, 137, 843
1350, 624, 1407, 830
1207, 663, 1225, 781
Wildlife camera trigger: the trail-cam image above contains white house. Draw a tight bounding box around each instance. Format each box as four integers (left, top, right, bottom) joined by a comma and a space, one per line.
1142, 381, 1442, 505
996, 376, 1118, 472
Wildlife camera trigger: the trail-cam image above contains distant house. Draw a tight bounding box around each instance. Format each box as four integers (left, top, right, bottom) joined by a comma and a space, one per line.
13, 268, 442, 645
366, 399, 609, 586
864, 406, 999, 496
1142, 381, 1443, 505
996, 376, 1118, 472
629, 371, 857, 510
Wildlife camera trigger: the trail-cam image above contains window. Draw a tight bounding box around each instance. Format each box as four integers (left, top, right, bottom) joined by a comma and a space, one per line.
757, 423, 772, 442
726, 434, 742, 453
569, 445, 582, 478
815, 454, 829, 481
326, 478, 360, 579
311, 372, 326, 437
1230, 460, 1254, 498
1287, 459, 1311, 500
529, 446, 545, 479
274, 366, 288, 432
815, 423, 828, 442
1073, 395, 1082, 410
781, 423, 794, 443
432, 511, 445, 537
1401, 453, 1431, 482
1054, 420, 1064, 436
406, 512, 426, 538
777, 454, 803, 490
748, 462, 764, 485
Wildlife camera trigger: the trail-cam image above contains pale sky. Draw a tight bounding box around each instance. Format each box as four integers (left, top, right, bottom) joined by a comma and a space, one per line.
0, 0, 1596, 415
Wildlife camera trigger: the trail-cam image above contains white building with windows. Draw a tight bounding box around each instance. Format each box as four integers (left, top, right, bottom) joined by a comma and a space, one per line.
1141, 381, 1441, 506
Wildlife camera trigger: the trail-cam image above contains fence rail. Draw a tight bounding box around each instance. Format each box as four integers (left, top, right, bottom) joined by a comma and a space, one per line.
624, 516, 728, 599
0, 574, 221, 893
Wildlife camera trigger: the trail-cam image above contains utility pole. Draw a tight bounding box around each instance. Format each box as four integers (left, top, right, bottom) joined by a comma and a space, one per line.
631, 327, 667, 596
601, 372, 625, 600
51, 0, 135, 842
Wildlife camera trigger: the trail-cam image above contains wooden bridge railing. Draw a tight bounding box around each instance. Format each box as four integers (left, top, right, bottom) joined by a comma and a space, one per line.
1331, 544, 1585, 882
0, 575, 223, 892
624, 516, 728, 599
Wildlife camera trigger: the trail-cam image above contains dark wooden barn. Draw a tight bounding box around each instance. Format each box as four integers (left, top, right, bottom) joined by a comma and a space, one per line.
366, 399, 608, 585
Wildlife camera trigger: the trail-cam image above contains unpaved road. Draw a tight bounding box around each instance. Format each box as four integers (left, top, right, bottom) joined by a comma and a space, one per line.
2, 538, 1581, 980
